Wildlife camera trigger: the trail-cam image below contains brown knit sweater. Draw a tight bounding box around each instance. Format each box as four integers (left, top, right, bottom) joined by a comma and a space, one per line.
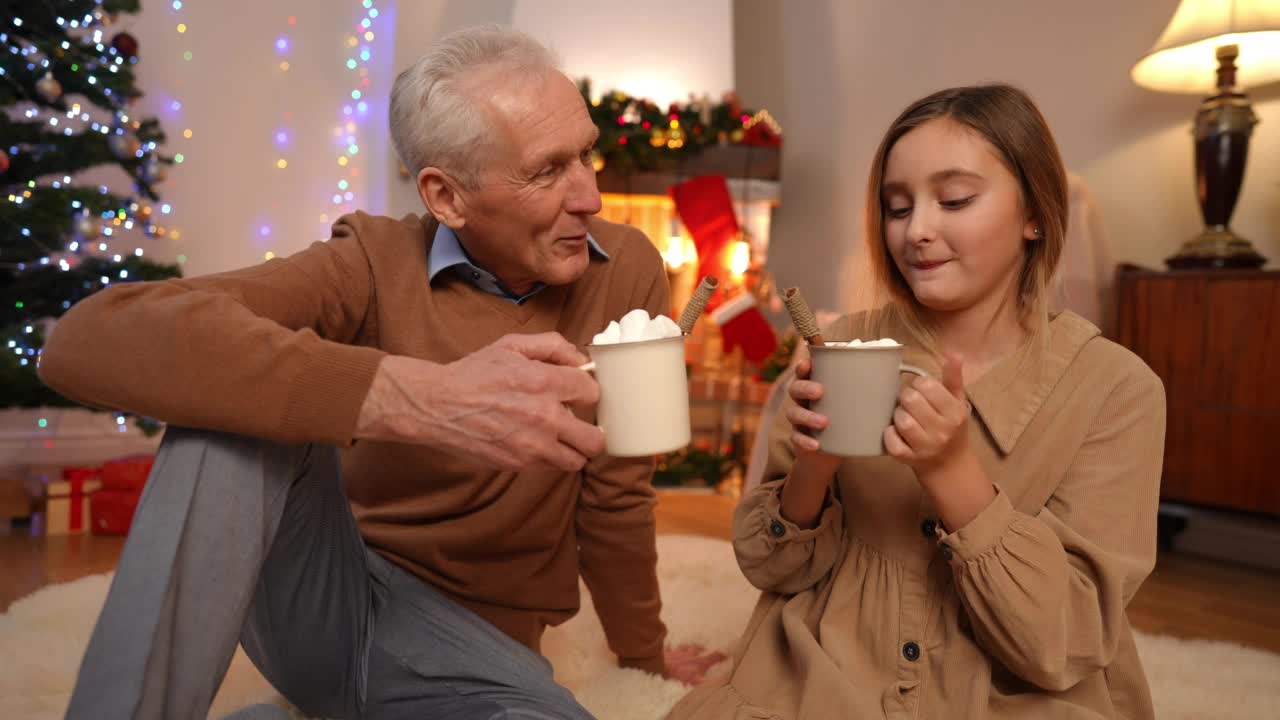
38, 211, 671, 672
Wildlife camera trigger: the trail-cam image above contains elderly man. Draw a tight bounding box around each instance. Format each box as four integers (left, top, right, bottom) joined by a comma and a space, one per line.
40, 26, 718, 720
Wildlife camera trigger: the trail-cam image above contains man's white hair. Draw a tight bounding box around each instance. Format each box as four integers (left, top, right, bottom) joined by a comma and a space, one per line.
389, 25, 561, 190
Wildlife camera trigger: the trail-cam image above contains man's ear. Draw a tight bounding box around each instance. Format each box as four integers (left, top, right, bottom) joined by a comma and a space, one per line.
418, 167, 467, 228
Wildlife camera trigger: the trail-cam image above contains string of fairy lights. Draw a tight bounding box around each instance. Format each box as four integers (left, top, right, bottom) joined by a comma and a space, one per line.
259, 0, 381, 261
322, 0, 381, 242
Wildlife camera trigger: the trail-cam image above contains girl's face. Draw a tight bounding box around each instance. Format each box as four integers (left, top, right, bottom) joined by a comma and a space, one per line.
881, 117, 1038, 315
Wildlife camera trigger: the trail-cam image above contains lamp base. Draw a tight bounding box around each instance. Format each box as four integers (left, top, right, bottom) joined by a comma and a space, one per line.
1165, 226, 1266, 269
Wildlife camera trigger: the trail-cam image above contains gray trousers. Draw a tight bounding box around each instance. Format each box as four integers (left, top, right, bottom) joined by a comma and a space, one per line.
66, 428, 595, 720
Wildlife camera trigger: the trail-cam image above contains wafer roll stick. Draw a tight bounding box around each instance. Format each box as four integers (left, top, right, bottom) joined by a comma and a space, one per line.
782, 287, 825, 346
677, 276, 719, 334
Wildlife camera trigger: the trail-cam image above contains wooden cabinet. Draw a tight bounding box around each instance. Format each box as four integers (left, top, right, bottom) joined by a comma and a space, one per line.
1114, 266, 1280, 516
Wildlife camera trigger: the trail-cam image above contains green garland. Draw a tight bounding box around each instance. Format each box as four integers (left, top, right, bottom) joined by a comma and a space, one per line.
580, 79, 769, 175
755, 332, 798, 384
652, 445, 739, 489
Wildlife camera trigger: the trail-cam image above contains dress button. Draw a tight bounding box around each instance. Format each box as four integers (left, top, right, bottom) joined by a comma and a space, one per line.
940, 544, 954, 561
769, 519, 787, 538
903, 641, 921, 662
920, 518, 937, 538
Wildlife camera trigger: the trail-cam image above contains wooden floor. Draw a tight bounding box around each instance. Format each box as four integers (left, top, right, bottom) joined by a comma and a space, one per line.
4, 492, 1280, 655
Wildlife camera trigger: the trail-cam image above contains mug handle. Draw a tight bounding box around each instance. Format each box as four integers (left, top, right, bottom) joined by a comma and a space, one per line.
899, 364, 973, 413
899, 364, 930, 378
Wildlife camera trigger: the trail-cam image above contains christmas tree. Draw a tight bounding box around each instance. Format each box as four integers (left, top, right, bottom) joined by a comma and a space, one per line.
1, 0, 180, 411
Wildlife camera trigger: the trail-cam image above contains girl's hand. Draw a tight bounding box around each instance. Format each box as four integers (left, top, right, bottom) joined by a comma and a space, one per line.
884, 353, 972, 478
786, 349, 843, 476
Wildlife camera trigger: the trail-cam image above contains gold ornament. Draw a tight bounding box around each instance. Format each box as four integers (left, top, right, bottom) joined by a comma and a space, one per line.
35, 72, 63, 102
730, 128, 745, 143
108, 131, 142, 159
75, 216, 99, 238
649, 128, 668, 147
590, 149, 606, 172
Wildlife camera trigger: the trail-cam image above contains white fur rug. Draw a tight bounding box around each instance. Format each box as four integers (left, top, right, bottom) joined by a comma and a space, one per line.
2, 535, 1278, 719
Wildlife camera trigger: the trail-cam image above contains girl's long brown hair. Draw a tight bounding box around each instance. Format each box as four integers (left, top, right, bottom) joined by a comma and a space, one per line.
864, 84, 1068, 348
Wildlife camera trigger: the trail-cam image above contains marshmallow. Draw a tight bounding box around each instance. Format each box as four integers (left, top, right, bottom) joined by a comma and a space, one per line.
592, 320, 622, 345
824, 337, 901, 348
618, 308, 651, 341
592, 310, 684, 345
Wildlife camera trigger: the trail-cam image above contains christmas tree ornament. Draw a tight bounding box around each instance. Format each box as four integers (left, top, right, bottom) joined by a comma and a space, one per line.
75, 215, 99, 239
140, 156, 167, 184
108, 130, 142, 159
36, 72, 63, 102
112, 32, 139, 60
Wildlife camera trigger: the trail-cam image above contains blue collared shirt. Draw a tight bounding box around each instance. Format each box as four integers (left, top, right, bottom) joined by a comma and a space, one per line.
427, 224, 609, 304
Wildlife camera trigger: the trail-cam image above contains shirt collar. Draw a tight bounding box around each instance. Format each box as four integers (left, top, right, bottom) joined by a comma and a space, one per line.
427, 222, 609, 304
964, 312, 1100, 454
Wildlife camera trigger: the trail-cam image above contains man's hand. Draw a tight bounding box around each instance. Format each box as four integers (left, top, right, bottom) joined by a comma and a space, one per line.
355, 332, 605, 471
663, 644, 728, 686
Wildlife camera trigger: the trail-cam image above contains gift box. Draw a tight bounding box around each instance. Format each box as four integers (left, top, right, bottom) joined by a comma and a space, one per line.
0, 475, 33, 521
90, 488, 142, 535
101, 454, 154, 492
46, 469, 102, 535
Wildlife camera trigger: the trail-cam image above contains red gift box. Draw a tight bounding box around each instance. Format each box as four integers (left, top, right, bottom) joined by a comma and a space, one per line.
62, 466, 101, 483
90, 489, 142, 535
101, 455, 154, 492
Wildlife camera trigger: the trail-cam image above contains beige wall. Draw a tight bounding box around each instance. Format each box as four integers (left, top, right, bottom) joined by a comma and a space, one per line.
735, 0, 1280, 314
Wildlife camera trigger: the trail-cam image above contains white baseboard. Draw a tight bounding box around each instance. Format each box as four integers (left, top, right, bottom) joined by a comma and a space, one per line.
0, 408, 162, 472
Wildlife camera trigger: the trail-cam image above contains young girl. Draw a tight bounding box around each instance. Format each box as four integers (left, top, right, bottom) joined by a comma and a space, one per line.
668, 85, 1166, 719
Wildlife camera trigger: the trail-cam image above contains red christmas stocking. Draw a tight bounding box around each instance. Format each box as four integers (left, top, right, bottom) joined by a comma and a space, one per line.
712, 291, 778, 364
670, 174, 740, 296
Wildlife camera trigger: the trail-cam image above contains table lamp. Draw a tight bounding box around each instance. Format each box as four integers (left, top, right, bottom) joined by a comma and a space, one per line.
1132, 0, 1280, 268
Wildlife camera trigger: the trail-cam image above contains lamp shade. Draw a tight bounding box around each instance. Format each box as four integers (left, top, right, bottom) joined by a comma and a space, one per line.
1132, 0, 1280, 93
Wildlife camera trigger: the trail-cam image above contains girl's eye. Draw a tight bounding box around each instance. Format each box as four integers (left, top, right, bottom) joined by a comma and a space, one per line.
886, 207, 912, 220
941, 195, 976, 209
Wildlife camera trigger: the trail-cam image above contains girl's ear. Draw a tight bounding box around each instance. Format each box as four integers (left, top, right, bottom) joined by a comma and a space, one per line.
1023, 216, 1041, 242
